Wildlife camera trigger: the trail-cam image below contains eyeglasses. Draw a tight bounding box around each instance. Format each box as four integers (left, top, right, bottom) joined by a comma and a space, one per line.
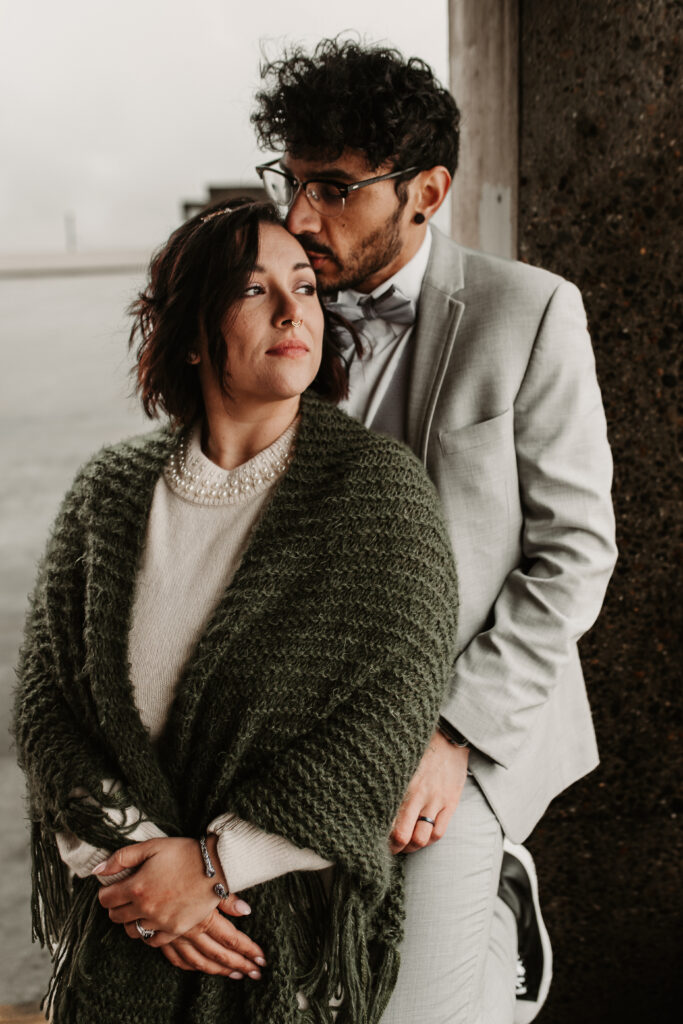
255, 159, 419, 219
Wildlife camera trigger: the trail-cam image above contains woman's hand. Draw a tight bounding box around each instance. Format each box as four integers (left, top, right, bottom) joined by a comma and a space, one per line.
160, 907, 267, 980
96, 835, 245, 945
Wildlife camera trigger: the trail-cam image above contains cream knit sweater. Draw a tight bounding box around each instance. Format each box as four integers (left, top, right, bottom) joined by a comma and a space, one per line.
57, 419, 330, 891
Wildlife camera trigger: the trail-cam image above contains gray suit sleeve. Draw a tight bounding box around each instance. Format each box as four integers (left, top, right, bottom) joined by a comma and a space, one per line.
441, 280, 617, 767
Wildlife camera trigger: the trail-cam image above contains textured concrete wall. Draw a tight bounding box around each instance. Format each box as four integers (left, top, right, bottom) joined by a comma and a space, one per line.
518, 1, 681, 1021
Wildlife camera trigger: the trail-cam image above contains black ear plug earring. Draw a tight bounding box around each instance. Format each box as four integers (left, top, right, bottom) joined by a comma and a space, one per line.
413, 213, 425, 224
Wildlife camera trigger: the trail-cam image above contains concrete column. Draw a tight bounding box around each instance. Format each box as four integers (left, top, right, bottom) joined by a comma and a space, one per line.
448, 0, 519, 258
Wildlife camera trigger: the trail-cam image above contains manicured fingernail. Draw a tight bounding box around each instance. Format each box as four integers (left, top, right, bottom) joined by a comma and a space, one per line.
248, 970, 261, 980
229, 971, 243, 979
255, 957, 266, 967
234, 899, 251, 915
92, 860, 110, 875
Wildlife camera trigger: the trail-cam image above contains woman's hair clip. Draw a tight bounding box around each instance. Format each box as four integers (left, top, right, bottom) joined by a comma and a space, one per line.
200, 206, 236, 224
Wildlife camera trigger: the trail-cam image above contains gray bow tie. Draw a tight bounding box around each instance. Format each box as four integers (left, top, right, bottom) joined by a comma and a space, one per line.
327, 285, 417, 329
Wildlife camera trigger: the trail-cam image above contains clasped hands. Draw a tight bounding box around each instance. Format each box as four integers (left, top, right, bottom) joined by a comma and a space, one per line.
96, 835, 266, 980
96, 729, 468, 978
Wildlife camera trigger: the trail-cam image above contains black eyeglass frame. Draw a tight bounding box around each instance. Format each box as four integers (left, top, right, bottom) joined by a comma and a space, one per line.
255, 159, 420, 217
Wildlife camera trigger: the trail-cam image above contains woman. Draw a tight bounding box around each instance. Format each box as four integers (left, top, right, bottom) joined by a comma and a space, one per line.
14, 199, 458, 1024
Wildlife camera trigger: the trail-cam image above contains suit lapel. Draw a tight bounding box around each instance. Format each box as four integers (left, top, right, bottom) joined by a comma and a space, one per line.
406, 229, 466, 461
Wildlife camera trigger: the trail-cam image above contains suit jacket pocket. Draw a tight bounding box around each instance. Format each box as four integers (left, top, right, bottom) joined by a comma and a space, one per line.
435, 409, 515, 528
433, 408, 518, 637
439, 408, 512, 455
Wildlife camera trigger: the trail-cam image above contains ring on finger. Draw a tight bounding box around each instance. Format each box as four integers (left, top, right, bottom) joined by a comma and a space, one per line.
417, 815, 436, 827
135, 918, 156, 940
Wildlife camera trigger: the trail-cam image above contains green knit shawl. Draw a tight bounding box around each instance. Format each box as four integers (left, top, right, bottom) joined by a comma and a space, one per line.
14, 392, 458, 1024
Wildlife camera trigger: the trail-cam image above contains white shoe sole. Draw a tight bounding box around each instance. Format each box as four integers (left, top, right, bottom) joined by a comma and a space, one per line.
505, 839, 553, 1024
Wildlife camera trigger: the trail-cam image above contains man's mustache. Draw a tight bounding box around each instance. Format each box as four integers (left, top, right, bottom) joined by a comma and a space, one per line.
295, 235, 337, 261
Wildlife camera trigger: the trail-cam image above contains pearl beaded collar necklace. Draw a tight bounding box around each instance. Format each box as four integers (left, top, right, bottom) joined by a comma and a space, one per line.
164, 419, 298, 506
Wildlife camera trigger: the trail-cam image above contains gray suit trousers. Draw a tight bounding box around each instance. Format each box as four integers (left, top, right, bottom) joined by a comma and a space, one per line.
380, 779, 516, 1024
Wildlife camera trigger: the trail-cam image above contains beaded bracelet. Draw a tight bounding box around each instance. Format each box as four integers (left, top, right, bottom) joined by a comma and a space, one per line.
199, 834, 230, 901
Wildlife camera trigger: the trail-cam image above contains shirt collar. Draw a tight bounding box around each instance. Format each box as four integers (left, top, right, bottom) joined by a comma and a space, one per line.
337, 229, 432, 308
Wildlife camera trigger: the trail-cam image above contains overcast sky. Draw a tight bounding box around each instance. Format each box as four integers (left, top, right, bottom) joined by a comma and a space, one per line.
0, 0, 448, 253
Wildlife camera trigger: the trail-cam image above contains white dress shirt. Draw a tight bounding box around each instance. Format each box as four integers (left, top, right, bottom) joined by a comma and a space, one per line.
337, 230, 432, 428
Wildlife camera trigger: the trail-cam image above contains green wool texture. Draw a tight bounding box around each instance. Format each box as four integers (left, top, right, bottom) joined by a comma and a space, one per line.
14, 393, 459, 1024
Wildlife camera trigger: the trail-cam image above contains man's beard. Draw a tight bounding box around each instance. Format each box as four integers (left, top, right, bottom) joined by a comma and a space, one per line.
297, 202, 405, 296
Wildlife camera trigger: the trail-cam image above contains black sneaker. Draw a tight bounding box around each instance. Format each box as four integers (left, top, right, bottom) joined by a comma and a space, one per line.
498, 840, 553, 1024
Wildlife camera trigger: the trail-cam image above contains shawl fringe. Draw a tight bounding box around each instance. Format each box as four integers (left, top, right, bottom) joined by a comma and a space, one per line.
288, 869, 401, 1024
30, 819, 71, 950
43, 877, 104, 1020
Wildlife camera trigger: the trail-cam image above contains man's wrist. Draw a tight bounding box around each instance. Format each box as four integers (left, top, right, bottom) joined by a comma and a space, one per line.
437, 716, 470, 749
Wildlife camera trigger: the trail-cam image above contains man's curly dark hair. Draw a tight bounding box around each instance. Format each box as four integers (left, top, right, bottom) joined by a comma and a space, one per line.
252, 38, 461, 183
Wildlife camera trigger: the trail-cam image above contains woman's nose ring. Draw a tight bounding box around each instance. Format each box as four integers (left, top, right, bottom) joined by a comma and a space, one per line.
288, 319, 303, 328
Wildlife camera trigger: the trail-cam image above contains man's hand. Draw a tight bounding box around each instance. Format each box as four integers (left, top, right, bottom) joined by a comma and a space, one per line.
160, 907, 267, 980
390, 729, 469, 853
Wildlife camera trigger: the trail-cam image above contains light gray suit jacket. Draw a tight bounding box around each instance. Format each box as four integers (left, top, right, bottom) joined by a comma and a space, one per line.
406, 228, 617, 841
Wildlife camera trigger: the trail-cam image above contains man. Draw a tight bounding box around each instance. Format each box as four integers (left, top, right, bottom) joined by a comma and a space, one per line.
252, 39, 617, 1024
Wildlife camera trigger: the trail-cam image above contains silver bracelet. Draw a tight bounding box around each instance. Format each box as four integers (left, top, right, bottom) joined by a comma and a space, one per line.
199, 834, 230, 901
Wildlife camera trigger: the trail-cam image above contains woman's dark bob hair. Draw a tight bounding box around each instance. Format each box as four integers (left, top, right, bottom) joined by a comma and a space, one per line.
129, 197, 352, 424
